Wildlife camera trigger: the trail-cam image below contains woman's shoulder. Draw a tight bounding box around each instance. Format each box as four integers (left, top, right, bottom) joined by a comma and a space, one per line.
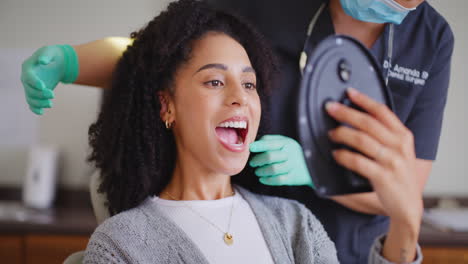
236, 186, 338, 262
409, 2, 454, 42
90, 198, 167, 246
236, 186, 321, 228
85, 198, 204, 263
237, 186, 307, 208
84, 200, 158, 263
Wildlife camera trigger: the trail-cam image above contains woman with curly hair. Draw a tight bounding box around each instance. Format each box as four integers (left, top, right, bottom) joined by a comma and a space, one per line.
83, 0, 422, 263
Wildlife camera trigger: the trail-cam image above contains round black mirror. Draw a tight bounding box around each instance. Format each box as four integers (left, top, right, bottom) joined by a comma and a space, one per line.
297, 35, 394, 196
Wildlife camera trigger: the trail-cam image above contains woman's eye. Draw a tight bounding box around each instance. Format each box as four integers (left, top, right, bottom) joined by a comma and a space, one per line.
205, 80, 224, 87
243, 82, 257, 90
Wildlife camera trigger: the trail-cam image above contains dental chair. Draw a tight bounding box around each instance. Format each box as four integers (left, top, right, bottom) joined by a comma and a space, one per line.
63, 170, 109, 264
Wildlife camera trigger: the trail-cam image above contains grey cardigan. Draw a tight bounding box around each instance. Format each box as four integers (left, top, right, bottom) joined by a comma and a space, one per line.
83, 186, 422, 263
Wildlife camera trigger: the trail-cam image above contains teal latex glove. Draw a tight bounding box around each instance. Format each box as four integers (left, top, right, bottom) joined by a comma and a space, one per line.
249, 135, 315, 188
21, 45, 79, 115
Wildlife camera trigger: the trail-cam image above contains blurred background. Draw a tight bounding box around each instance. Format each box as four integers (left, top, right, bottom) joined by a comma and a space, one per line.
0, 0, 467, 263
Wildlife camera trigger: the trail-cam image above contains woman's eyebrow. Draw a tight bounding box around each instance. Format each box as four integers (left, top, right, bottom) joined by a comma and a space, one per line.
242, 66, 255, 73
195, 63, 227, 73
194, 64, 255, 74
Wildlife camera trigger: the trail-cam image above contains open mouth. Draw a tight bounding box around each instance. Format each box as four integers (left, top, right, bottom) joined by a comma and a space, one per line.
215, 117, 248, 152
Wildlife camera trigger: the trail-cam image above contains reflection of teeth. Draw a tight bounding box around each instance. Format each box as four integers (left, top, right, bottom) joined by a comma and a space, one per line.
218, 120, 247, 129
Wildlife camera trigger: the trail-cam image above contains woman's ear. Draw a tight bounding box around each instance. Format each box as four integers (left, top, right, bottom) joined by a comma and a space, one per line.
158, 91, 175, 123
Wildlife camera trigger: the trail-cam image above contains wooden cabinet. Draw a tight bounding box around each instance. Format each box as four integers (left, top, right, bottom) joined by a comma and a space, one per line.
0, 188, 96, 263
0, 235, 23, 264
0, 235, 89, 264
422, 247, 468, 264
3, 234, 468, 263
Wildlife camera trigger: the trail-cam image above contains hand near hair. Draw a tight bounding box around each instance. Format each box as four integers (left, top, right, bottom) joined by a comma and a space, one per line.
326, 87, 423, 262
21, 45, 79, 115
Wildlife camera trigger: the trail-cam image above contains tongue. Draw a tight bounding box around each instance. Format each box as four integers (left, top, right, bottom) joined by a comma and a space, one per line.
216, 127, 238, 144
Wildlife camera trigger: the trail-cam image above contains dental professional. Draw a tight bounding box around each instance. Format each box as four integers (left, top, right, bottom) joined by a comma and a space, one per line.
21, 0, 453, 262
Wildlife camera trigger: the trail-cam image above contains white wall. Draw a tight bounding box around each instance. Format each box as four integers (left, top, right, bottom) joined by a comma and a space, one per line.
0, 0, 170, 188
424, 0, 468, 196
0, 0, 466, 194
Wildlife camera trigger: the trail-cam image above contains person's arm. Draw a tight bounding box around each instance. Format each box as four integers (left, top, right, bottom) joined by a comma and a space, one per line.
329, 22, 454, 217
74, 37, 132, 88
21, 37, 131, 115
382, 219, 421, 263
326, 88, 423, 262
84, 231, 130, 263
300, 194, 422, 264
330, 159, 431, 215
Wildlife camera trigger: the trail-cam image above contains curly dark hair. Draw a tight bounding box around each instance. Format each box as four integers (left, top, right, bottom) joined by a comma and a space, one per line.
88, 0, 278, 215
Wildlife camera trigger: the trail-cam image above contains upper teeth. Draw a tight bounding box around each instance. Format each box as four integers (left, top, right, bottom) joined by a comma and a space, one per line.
218, 120, 247, 129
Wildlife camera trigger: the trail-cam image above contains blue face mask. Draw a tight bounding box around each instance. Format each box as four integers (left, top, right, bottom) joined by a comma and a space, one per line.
339, 0, 416, 24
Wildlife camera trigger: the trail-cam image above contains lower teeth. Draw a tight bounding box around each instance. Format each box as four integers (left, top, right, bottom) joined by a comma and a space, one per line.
237, 135, 243, 145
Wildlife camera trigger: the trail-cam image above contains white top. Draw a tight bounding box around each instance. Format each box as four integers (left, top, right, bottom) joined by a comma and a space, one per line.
152, 188, 275, 264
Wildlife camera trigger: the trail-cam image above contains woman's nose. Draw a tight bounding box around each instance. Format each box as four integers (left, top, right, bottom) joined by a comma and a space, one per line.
225, 83, 248, 106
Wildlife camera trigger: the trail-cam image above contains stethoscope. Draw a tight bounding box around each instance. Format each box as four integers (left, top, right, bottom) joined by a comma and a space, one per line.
299, 2, 394, 86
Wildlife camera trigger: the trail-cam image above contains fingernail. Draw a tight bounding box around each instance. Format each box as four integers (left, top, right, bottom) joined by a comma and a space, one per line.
347, 87, 358, 96
325, 102, 339, 112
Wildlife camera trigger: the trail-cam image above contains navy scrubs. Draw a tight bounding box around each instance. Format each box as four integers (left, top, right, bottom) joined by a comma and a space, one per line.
207, 0, 454, 263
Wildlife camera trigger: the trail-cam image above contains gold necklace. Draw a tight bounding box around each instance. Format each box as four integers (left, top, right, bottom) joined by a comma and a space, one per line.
164, 190, 236, 246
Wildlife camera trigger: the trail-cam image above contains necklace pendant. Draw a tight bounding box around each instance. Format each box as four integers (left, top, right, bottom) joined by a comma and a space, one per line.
223, 232, 233, 246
